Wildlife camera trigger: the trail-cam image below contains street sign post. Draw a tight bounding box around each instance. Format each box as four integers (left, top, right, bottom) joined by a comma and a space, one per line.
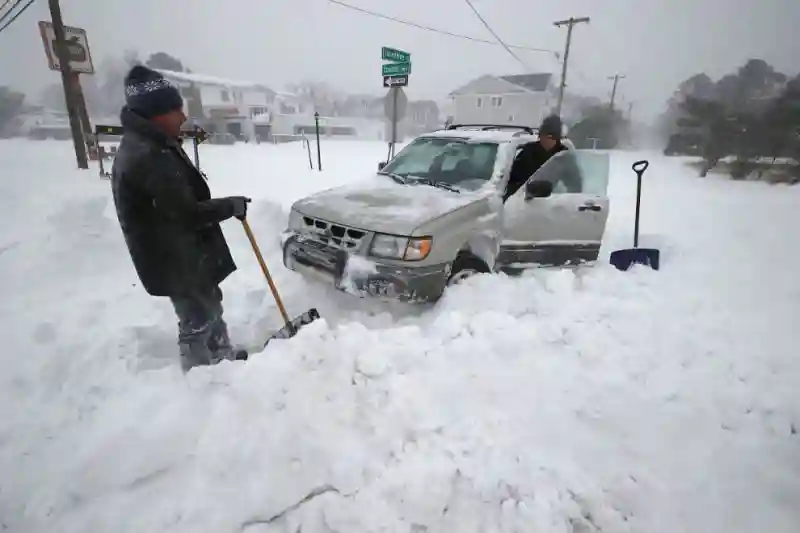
384, 87, 408, 122
38, 21, 95, 74
381, 46, 410, 63
384, 87, 408, 160
381, 46, 411, 161
383, 75, 408, 88
38, 13, 95, 170
382, 62, 411, 77
39, 19, 98, 167
381, 45, 411, 83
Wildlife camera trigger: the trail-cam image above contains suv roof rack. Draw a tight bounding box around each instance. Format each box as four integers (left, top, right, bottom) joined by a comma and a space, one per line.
445, 124, 537, 136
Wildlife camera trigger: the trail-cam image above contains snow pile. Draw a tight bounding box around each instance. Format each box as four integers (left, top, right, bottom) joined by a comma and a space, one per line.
339, 254, 379, 295
0, 140, 798, 533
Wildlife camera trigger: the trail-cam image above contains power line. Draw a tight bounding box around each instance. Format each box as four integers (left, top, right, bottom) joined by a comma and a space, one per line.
0, 0, 15, 14
462, 0, 530, 70
0, 0, 36, 36
0, 0, 24, 26
327, 0, 558, 57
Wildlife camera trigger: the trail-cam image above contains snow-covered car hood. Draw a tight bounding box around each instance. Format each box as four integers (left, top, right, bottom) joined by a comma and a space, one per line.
291, 174, 481, 235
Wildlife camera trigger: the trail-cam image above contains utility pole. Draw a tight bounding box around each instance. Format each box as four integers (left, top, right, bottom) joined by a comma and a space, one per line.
554, 16, 590, 117
608, 74, 626, 113
48, 0, 88, 169
72, 77, 98, 160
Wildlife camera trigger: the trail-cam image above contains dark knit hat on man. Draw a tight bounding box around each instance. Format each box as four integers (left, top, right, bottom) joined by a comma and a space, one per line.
539, 114, 563, 140
124, 65, 184, 118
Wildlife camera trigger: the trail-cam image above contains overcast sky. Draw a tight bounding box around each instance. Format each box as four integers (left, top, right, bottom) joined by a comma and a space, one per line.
1, 0, 797, 120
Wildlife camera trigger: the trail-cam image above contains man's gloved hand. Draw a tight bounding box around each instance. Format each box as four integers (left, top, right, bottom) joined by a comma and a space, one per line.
228, 196, 251, 220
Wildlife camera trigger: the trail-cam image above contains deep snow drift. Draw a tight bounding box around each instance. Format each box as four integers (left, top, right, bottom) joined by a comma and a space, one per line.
1, 139, 798, 533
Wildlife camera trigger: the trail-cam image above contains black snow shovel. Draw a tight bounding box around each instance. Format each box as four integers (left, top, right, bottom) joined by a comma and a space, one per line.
240, 219, 321, 349
609, 160, 661, 271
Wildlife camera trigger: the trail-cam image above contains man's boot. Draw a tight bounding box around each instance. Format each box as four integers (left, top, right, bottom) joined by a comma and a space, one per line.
209, 320, 248, 362
178, 338, 216, 373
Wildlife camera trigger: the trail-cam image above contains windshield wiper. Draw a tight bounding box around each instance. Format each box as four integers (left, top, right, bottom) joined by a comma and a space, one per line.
379, 172, 461, 193
409, 178, 461, 193
378, 171, 408, 184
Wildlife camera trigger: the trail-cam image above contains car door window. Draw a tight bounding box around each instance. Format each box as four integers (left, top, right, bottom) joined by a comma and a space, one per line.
574, 151, 610, 195
527, 150, 610, 195
529, 150, 584, 193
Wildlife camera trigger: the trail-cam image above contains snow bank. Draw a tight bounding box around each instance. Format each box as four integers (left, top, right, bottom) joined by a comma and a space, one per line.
0, 140, 798, 533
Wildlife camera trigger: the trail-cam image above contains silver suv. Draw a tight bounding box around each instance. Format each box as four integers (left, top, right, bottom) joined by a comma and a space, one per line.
281, 124, 611, 302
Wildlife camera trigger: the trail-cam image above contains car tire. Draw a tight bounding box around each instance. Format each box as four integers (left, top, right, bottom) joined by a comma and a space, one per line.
447, 252, 490, 287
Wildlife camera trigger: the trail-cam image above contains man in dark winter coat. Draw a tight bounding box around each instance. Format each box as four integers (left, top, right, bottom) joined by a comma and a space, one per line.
111, 65, 251, 372
503, 114, 581, 201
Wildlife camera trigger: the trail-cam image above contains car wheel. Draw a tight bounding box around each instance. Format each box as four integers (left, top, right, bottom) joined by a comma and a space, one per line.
446, 252, 490, 287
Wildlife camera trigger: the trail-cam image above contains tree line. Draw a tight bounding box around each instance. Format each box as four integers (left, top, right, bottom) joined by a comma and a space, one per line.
659, 59, 799, 183
569, 103, 632, 150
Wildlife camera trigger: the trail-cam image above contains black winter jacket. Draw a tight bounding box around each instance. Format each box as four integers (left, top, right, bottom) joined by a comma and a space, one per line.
504, 141, 575, 201
111, 107, 237, 297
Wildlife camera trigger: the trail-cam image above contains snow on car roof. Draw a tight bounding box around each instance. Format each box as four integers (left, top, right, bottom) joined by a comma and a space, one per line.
421, 129, 576, 150
421, 128, 536, 143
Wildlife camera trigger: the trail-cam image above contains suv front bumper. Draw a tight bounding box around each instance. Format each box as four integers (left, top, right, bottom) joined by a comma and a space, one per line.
282, 233, 449, 303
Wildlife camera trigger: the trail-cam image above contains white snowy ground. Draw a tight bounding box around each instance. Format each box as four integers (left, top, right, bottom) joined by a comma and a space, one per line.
0, 138, 798, 533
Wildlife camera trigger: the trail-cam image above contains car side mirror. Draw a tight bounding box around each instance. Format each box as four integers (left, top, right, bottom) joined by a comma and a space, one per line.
525, 179, 553, 200
377, 161, 387, 171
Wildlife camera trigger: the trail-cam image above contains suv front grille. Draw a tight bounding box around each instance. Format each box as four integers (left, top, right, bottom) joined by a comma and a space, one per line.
301, 216, 366, 250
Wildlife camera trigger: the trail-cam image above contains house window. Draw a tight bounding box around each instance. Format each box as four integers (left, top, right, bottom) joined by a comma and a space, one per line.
476, 97, 482, 108
491, 96, 503, 107
221, 89, 230, 102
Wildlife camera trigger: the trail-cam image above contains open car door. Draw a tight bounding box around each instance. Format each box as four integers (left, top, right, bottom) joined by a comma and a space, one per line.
497, 149, 611, 270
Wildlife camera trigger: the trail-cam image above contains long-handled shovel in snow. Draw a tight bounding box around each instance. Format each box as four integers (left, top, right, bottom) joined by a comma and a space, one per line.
240, 219, 321, 349
609, 160, 661, 271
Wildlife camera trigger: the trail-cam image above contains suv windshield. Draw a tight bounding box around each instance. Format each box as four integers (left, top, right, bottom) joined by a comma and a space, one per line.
380, 137, 501, 191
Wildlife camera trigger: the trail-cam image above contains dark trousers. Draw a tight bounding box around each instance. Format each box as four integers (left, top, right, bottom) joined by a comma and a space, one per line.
169, 285, 234, 372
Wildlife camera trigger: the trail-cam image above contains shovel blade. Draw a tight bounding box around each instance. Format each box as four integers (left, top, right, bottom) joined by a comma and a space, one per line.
610, 248, 660, 271
263, 308, 321, 347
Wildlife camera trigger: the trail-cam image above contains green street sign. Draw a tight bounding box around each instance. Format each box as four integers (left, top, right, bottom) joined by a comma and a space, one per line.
381, 46, 410, 63
382, 62, 411, 76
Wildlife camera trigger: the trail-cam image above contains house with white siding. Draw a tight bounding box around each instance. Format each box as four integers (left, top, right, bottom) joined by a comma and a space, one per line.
448, 73, 557, 128
156, 69, 275, 141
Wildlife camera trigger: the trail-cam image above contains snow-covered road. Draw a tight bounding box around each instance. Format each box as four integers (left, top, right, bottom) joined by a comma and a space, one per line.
1, 139, 797, 533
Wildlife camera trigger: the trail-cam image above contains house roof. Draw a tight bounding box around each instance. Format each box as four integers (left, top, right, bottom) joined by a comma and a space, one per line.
448, 73, 553, 96
499, 73, 552, 92
156, 69, 273, 92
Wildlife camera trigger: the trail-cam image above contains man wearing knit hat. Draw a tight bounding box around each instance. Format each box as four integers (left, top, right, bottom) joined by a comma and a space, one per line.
111, 65, 251, 372
504, 114, 580, 201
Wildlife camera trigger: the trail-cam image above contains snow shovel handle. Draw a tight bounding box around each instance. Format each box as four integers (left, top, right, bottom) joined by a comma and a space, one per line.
241, 219, 292, 325
632, 160, 649, 175
631, 160, 649, 248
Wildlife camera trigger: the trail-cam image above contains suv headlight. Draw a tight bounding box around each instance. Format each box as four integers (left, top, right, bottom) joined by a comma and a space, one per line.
370, 234, 432, 261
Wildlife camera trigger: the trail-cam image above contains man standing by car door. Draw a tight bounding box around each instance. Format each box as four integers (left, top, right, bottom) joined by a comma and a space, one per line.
111, 65, 251, 372
504, 114, 579, 201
